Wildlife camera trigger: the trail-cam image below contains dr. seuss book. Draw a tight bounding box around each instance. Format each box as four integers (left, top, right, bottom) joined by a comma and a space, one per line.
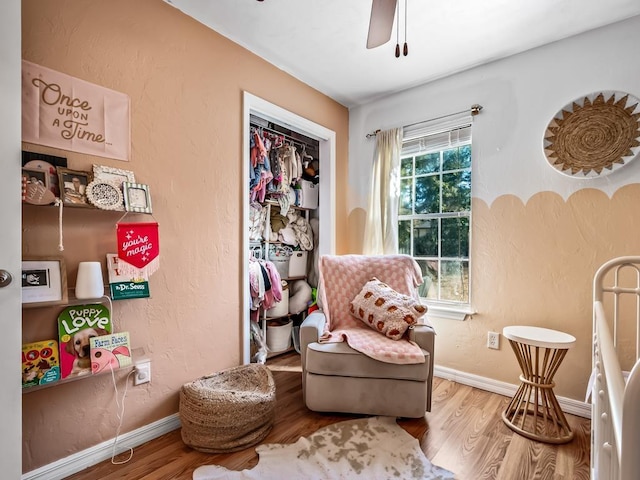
58, 304, 112, 379
106, 253, 150, 300
22, 339, 60, 388
90, 331, 132, 374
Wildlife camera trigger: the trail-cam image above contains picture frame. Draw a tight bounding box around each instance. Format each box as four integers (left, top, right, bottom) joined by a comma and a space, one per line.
57, 168, 94, 207
21, 167, 57, 205
22, 168, 51, 190
22, 257, 68, 308
22, 151, 67, 197
92, 164, 136, 188
123, 182, 153, 214
91, 165, 135, 211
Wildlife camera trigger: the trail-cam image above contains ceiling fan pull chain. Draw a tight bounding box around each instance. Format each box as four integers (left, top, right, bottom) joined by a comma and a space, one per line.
403, 0, 408, 56
395, 0, 400, 57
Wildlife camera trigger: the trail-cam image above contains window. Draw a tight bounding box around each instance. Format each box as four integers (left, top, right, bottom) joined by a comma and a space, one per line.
398, 118, 472, 306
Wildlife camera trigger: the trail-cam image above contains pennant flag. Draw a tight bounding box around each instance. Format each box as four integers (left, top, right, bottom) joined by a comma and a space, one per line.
116, 222, 160, 277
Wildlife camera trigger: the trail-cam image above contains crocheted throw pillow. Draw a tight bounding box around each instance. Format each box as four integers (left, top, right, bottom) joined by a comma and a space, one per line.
349, 277, 428, 340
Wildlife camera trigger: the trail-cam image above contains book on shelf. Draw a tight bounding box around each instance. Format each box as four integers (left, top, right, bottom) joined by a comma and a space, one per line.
90, 331, 132, 374
106, 253, 150, 300
22, 339, 60, 388
58, 304, 112, 379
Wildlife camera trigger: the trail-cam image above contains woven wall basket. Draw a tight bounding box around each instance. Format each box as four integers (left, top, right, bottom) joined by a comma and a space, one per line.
543, 91, 640, 178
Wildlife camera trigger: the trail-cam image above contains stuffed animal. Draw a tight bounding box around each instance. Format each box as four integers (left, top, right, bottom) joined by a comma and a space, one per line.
289, 280, 312, 314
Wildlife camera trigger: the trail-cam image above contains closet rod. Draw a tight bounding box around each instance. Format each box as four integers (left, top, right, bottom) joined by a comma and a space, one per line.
365, 103, 483, 138
250, 122, 318, 152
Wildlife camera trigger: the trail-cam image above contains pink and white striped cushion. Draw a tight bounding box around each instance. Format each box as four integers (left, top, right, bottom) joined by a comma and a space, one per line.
318, 255, 428, 364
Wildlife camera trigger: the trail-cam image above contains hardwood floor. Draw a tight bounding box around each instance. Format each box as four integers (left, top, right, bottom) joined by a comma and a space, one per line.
64, 353, 590, 480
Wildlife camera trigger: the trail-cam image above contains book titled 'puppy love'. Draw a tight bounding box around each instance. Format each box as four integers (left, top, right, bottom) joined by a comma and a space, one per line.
58, 304, 112, 379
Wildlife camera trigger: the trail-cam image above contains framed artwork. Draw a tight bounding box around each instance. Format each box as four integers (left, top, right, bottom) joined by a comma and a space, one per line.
91, 165, 135, 211
92, 164, 135, 188
57, 168, 94, 207
22, 168, 57, 205
22, 168, 50, 190
22, 153, 65, 197
123, 182, 153, 214
22, 257, 68, 308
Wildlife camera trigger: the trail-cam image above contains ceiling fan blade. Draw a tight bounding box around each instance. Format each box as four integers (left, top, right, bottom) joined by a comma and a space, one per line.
366, 0, 397, 49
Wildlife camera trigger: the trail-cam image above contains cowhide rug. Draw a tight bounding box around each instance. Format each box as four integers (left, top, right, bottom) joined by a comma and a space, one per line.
193, 416, 455, 480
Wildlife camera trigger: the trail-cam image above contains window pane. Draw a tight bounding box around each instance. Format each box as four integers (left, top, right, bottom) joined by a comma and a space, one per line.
415, 175, 440, 214
398, 220, 411, 255
400, 156, 413, 177
416, 259, 438, 299
413, 219, 438, 256
443, 145, 471, 171
415, 153, 439, 175
399, 178, 412, 215
441, 217, 469, 258
459, 145, 471, 169
442, 170, 471, 212
442, 148, 458, 171
440, 260, 469, 303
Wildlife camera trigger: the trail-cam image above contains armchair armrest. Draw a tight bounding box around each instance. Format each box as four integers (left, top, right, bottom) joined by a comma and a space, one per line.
300, 311, 326, 366
409, 323, 435, 411
409, 323, 435, 352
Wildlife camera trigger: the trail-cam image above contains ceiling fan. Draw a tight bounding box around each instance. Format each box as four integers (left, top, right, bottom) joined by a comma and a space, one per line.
367, 0, 408, 56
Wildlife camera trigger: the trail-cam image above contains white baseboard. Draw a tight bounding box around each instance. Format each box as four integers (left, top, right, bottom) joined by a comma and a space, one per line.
434, 365, 591, 419
22, 414, 181, 480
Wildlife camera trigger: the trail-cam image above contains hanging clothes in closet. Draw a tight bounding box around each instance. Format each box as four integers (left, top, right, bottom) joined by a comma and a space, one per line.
248, 253, 284, 315
249, 124, 314, 213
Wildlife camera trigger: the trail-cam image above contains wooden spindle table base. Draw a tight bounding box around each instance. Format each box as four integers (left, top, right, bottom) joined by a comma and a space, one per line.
502, 326, 576, 444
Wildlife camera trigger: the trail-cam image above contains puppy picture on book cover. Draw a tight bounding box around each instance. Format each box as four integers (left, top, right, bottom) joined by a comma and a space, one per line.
58, 304, 112, 378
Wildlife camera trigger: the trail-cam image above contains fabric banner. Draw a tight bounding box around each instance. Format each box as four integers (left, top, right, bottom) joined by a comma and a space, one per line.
116, 222, 160, 277
22, 60, 130, 161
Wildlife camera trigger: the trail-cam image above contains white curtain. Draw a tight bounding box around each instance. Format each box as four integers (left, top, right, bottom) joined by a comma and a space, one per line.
363, 127, 403, 255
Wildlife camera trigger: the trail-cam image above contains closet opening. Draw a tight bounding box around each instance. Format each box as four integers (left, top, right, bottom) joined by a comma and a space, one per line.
242, 92, 336, 365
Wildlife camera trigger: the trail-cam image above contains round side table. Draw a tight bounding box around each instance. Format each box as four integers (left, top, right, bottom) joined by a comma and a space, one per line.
502, 326, 576, 444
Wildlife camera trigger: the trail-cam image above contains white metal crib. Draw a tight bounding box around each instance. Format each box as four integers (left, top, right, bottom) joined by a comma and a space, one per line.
592, 256, 640, 479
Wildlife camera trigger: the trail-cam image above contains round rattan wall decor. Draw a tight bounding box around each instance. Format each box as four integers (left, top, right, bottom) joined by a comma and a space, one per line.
543, 91, 640, 178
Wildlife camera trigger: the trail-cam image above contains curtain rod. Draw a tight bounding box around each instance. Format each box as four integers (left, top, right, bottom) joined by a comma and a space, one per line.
365, 104, 483, 139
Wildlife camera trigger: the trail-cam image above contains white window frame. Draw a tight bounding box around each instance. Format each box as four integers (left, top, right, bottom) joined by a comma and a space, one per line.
399, 114, 476, 320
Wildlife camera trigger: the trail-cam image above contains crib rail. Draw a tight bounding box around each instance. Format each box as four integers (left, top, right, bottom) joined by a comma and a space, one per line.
620, 361, 640, 480
592, 256, 640, 480
593, 301, 625, 476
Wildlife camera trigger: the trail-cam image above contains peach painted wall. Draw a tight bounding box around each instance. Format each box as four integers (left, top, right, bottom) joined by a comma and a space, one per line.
21, 0, 348, 472
349, 16, 640, 402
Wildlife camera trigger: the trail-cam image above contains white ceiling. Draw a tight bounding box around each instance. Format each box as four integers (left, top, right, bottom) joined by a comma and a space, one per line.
164, 0, 640, 108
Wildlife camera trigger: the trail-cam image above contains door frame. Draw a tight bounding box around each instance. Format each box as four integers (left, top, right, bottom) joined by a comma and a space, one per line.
241, 92, 336, 364
0, 1, 24, 477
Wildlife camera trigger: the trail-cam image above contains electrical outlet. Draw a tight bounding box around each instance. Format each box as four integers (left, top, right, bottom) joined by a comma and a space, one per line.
487, 331, 500, 350
134, 361, 151, 385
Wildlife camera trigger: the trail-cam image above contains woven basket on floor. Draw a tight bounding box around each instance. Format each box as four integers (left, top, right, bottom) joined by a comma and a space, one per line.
180, 363, 276, 453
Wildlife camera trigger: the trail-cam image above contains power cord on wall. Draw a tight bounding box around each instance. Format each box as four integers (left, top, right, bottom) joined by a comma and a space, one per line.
110, 366, 136, 465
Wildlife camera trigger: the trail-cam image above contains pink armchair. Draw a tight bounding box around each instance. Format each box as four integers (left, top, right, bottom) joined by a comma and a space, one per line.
300, 254, 435, 418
